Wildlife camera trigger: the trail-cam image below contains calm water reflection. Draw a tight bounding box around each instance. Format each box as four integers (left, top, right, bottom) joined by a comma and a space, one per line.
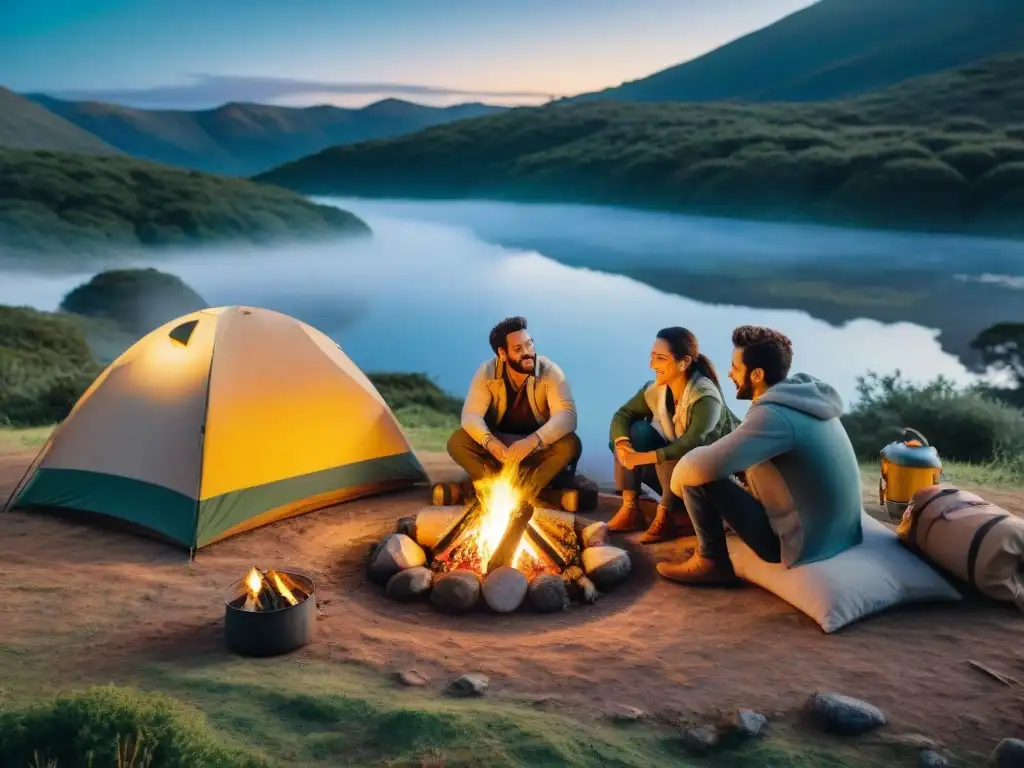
1, 200, 978, 479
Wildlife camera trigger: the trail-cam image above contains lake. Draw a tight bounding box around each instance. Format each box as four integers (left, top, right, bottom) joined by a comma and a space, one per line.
6, 198, 1024, 480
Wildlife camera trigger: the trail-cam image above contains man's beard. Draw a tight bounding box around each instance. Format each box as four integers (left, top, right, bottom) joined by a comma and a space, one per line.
507, 355, 536, 375
734, 372, 754, 400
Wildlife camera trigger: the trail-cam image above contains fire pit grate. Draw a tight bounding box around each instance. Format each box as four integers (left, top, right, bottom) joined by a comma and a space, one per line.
224, 567, 316, 656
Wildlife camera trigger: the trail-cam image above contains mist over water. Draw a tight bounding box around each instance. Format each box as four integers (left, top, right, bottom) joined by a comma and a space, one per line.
1, 199, 982, 480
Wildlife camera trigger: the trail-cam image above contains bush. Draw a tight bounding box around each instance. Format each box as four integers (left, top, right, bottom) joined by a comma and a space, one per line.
0, 685, 266, 768
841, 371, 1024, 463
0, 307, 99, 427
59, 269, 208, 335
366, 372, 463, 417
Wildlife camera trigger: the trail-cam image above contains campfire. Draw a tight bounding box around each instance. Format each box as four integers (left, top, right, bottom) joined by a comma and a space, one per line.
239, 567, 308, 611
429, 465, 578, 580
368, 465, 633, 614
225, 567, 316, 656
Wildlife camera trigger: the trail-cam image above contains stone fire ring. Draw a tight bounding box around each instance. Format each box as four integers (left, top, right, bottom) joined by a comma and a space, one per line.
365, 502, 632, 615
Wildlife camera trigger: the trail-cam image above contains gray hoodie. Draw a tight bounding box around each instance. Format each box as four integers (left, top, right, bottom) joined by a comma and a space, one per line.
670, 373, 864, 567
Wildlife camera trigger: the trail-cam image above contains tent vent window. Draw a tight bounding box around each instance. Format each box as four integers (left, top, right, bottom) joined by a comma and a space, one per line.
168, 320, 198, 347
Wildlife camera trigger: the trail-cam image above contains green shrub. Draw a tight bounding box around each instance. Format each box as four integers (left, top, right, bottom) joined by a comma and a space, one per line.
0, 685, 266, 768
59, 269, 207, 335
366, 372, 462, 417
0, 307, 99, 427
841, 371, 1024, 463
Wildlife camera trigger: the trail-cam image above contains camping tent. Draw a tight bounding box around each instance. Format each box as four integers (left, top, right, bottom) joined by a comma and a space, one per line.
5, 306, 428, 550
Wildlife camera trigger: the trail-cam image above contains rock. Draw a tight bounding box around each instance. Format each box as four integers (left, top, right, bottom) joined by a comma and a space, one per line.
430, 570, 481, 613
732, 709, 768, 738
447, 673, 488, 697
367, 534, 427, 585
804, 692, 887, 736
482, 566, 529, 613
606, 705, 648, 723
991, 738, 1024, 767
581, 546, 631, 591
394, 669, 428, 687
396, 515, 416, 537
684, 726, 719, 753
528, 573, 570, 612
386, 566, 433, 600
581, 521, 609, 548
919, 750, 948, 768
414, 507, 464, 549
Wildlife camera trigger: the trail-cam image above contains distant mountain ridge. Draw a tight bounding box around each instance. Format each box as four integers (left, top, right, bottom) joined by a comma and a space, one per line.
0, 87, 120, 155
571, 0, 1024, 103
255, 52, 1024, 239
23, 95, 505, 176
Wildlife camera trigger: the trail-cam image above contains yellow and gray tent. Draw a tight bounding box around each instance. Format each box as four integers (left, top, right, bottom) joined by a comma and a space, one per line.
5, 306, 428, 550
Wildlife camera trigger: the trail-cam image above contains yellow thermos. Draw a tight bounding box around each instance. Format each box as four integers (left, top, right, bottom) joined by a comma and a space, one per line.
879, 428, 942, 523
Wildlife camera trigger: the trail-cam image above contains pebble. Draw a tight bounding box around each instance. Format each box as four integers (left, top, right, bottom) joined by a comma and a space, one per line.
733, 709, 768, 738
919, 749, 949, 768
482, 566, 529, 613
447, 673, 488, 697
581, 545, 631, 591
367, 534, 427, 585
528, 573, 570, 612
395, 515, 416, 538
385, 566, 433, 600
684, 726, 719, 753
606, 705, 648, 723
430, 570, 481, 613
991, 738, 1024, 767
394, 669, 428, 687
804, 692, 887, 736
581, 521, 609, 548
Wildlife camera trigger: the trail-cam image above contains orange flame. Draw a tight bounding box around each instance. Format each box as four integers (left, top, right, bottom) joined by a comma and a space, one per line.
271, 572, 300, 606
245, 566, 262, 597
470, 463, 525, 574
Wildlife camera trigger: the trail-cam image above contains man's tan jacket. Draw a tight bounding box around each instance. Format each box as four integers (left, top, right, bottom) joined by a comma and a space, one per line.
461, 355, 577, 448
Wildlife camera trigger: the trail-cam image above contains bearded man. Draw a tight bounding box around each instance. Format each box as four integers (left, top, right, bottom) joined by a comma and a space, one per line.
443, 316, 581, 502
660, 325, 864, 584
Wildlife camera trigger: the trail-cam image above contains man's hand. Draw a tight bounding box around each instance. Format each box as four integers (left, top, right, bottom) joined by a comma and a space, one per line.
614, 440, 633, 465
485, 437, 508, 464
505, 435, 540, 466
617, 442, 641, 470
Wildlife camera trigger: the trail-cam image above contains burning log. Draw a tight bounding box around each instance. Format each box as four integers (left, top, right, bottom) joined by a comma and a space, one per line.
429, 498, 486, 558
239, 567, 309, 612
485, 501, 535, 573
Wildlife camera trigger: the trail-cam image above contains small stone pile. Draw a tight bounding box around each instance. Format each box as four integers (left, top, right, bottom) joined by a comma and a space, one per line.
366, 517, 631, 614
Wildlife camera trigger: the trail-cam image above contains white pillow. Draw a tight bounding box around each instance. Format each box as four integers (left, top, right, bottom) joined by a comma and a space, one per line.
727, 513, 961, 633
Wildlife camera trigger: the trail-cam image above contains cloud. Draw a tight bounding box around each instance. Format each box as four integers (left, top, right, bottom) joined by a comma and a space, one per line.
40, 73, 558, 108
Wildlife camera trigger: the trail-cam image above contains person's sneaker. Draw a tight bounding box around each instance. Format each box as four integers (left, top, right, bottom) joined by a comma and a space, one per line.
639, 505, 687, 544
607, 496, 644, 531
656, 554, 739, 585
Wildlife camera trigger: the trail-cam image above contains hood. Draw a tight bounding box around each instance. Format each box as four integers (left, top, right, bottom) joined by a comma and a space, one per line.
755, 373, 844, 420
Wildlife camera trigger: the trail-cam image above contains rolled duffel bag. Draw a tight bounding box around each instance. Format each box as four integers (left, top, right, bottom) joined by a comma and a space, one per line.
897, 484, 1024, 607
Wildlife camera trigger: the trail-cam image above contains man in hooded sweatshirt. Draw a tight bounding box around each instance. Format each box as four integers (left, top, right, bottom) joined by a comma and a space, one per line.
660, 325, 863, 584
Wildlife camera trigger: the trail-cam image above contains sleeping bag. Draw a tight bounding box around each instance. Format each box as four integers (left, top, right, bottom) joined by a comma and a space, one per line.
897, 484, 1024, 607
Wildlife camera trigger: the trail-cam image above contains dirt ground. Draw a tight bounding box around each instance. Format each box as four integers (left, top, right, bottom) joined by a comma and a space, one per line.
2, 449, 1023, 761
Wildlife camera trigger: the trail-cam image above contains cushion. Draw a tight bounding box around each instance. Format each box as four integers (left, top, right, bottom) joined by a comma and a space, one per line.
727, 513, 962, 633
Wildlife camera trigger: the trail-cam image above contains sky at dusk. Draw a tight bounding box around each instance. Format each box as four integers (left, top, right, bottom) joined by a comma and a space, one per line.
1, 0, 816, 109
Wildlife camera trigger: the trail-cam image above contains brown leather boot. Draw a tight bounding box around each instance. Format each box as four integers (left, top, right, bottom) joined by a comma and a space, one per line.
657, 554, 739, 585
639, 504, 687, 544
607, 491, 644, 532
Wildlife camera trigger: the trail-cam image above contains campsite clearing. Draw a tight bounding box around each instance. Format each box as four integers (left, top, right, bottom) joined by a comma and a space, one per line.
1, 444, 1023, 765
